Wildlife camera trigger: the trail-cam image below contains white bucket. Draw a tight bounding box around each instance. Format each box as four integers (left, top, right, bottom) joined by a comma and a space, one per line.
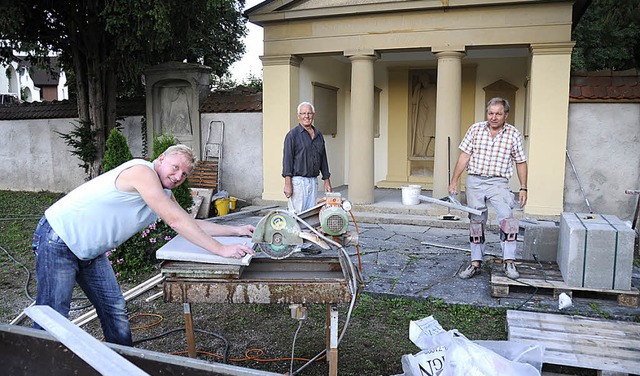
401, 185, 421, 205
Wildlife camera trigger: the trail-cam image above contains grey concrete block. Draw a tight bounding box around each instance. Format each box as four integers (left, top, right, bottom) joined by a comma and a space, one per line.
519, 220, 559, 262
558, 213, 635, 290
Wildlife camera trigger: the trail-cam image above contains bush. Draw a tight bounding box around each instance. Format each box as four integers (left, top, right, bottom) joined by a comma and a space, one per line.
102, 127, 133, 172
106, 220, 174, 280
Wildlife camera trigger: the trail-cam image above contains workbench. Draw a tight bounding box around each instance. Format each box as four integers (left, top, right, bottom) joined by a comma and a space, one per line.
158, 237, 358, 376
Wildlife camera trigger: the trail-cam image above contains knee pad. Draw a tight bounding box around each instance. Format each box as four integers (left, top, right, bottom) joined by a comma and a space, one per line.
500, 217, 519, 242
469, 222, 485, 244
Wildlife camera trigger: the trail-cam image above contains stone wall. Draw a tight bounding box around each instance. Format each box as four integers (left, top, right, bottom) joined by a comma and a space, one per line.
0, 102, 638, 220
564, 102, 640, 222
0, 111, 264, 202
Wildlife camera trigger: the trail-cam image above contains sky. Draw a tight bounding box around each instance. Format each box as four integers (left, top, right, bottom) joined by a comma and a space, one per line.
229, 0, 264, 82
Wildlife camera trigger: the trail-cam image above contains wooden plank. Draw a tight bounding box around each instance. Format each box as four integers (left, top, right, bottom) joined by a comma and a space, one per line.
491, 261, 639, 307
508, 310, 640, 336
161, 261, 244, 279
509, 327, 640, 359
507, 310, 640, 374
189, 160, 219, 190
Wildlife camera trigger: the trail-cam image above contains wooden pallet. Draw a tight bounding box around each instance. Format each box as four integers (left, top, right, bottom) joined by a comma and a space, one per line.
490, 261, 639, 307
507, 310, 640, 375
189, 160, 218, 191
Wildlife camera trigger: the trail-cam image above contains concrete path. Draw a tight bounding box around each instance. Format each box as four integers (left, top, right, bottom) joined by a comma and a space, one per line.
234, 187, 640, 321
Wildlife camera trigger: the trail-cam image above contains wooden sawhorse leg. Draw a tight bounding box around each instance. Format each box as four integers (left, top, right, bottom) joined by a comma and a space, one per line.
325, 304, 338, 376
183, 303, 197, 358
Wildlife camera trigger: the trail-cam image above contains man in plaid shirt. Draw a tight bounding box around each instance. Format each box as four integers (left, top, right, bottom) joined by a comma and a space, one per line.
448, 97, 528, 279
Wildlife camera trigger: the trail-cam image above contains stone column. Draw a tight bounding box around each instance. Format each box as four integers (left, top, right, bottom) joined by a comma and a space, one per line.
347, 53, 378, 204
260, 55, 302, 201
526, 42, 575, 216
432, 49, 465, 199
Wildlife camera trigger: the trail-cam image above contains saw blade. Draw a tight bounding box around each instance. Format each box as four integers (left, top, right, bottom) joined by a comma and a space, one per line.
257, 242, 297, 260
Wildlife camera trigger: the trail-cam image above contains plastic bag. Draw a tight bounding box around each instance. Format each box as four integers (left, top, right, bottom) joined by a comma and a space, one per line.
211, 190, 229, 201
402, 316, 544, 376
401, 346, 447, 376
474, 340, 544, 373
441, 331, 542, 376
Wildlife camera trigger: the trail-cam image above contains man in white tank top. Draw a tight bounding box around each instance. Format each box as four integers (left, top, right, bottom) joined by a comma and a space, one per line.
32, 144, 255, 346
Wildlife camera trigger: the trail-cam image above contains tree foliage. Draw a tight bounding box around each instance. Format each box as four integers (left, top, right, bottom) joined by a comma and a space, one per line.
56, 120, 97, 178
104, 0, 247, 97
572, 0, 640, 71
0, 0, 247, 178
102, 127, 133, 173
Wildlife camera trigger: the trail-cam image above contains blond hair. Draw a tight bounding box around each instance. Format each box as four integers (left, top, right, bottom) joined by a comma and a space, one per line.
161, 144, 197, 171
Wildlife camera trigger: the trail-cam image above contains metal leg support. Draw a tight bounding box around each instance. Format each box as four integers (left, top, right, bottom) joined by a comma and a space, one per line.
183, 303, 197, 358
325, 304, 338, 376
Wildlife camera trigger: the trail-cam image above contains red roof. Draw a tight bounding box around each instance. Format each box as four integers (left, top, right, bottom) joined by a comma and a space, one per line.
0, 87, 263, 120
0, 97, 146, 120
570, 69, 640, 103
200, 86, 262, 113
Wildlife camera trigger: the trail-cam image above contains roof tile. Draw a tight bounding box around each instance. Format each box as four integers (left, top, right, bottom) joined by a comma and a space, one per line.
200, 86, 262, 113
569, 70, 640, 103
0, 87, 263, 120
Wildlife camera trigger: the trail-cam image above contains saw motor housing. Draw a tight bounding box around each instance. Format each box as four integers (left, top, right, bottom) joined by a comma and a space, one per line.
252, 192, 356, 259
319, 193, 350, 236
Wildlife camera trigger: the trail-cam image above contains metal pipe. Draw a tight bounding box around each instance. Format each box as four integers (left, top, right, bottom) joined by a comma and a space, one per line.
421, 241, 470, 252
566, 150, 593, 213
417, 195, 482, 216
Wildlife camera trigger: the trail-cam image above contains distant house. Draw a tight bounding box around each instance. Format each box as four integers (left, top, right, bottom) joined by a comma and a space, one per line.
0, 55, 68, 103
28, 57, 68, 102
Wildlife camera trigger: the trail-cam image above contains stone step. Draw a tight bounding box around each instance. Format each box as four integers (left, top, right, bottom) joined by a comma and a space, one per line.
350, 210, 471, 229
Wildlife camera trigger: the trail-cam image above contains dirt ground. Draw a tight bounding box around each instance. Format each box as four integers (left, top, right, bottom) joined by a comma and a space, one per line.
2, 263, 362, 375
3, 241, 439, 376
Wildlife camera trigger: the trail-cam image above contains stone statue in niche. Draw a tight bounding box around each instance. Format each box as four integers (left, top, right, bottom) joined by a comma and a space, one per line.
410, 73, 437, 157
160, 86, 192, 136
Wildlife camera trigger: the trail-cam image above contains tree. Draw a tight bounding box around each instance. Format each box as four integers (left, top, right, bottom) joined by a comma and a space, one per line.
0, 0, 247, 178
572, 0, 640, 71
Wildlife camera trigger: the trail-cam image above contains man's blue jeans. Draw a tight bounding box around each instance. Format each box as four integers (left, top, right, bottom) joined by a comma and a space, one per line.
32, 216, 133, 346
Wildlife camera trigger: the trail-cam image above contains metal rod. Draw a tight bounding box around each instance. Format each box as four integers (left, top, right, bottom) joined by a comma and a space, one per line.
204, 205, 278, 222
566, 150, 593, 213
73, 274, 164, 327
447, 137, 451, 215
417, 194, 482, 216
420, 241, 470, 252
10, 301, 35, 325
626, 189, 640, 231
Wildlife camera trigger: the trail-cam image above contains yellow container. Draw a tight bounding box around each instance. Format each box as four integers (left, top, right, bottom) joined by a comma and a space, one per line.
214, 198, 229, 216
229, 197, 237, 210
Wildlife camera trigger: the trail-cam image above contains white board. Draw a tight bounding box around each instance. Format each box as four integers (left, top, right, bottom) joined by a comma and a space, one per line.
156, 235, 253, 266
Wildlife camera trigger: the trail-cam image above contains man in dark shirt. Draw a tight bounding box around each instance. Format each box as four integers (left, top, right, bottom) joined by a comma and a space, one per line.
282, 101, 332, 213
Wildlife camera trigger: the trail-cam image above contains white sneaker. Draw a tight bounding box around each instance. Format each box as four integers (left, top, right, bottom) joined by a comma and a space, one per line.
458, 264, 481, 279
503, 262, 520, 279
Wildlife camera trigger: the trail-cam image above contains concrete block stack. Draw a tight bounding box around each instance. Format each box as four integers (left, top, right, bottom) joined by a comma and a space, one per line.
557, 213, 635, 290
519, 220, 560, 262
